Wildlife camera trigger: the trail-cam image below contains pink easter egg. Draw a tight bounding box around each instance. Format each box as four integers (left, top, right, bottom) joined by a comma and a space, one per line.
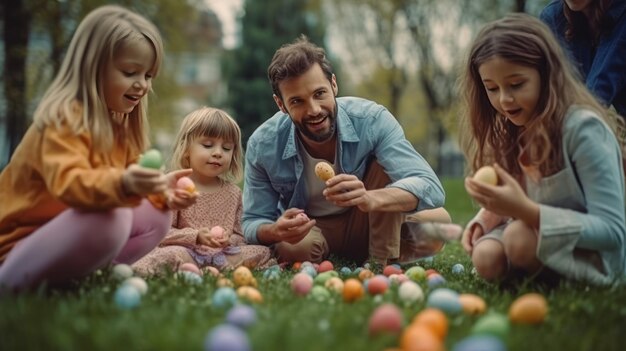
368, 303, 404, 336
176, 176, 196, 193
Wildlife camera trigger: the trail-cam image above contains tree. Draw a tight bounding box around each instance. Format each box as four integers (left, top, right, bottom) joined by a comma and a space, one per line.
221, 0, 327, 147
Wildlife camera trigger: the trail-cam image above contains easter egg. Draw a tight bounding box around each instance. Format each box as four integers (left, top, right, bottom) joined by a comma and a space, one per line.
122, 277, 148, 295
204, 266, 221, 277
343, 278, 364, 302
358, 269, 375, 281
139, 149, 163, 169
427, 273, 447, 288
177, 270, 203, 284
405, 266, 427, 281
367, 275, 390, 295
114, 284, 141, 309
473, 166, 498, 185
204, 324, 251, 351
471, 313, 510, 338
179, 262, 203, 276
339, 267, 352, 276
400, 324, 444, 351
217, 277, 234, 288
233, 266, 254, 287
212, 287, 238, 309
451, 263, 465, 274
314, 270, 339, 285
459, 294, 487, 315
388, 273, 409, 285
413, 308, 448, 340
112, 263, 133, 280
176, 176, 196, 193
263, 269, 280, 281
453, 335, 507, 351
318, 260, 334, 273
291, 272, 314, 296
509, 293, 548, 324
314, 161, 335, 181
226, 304, 257, 329
236, 286, 263, 303
426, 288, 462, 314
310, 285, 331, 301
398, 281, 424, 304
324, 277, 344, 294
368, 303, 404, 336
383, 265, 403, 277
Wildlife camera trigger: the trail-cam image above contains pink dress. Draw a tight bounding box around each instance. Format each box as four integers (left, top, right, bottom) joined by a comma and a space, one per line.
132, 182, 276, 276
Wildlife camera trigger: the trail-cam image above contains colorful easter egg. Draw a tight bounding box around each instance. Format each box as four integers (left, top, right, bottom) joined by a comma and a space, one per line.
233, 266, 254, 287
314, 161, 335, 181
212, 287, 238, 309
451, 263, 465, 274
112, 263, 133, 280
383, 265, 403, 277
400, 324, 444, 351
176, 176, 196, 193
236, 286, 263, 303
405, 266, 427, 281
139, 149, 162, 169
398, 281, 424, 304
291, 272, 314, 296
367, 275, 390, 295
179, 262, 203, 276
412, 308, 449, 340
452, 335, 507, 351
343, 278, 364, 302
368, 303, 404, 336
459, 294, 487, 315
225, 304, 257, 329
318, 260, 334, 273
114, 284, 141, 309
358, 269, 375, 281
324, 276, 344, 294
204, 324, 250, 351
471, 313, 510, 338
426, 288, 462, 314
509, 293, 548, 324
122, 277, 148, 295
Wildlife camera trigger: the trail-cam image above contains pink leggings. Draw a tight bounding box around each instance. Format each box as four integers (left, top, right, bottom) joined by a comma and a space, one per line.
0, 200, 170, 291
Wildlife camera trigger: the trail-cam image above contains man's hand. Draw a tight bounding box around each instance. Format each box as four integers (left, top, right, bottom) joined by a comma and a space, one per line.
322, 174, 370, 210
258, 208, 316, 245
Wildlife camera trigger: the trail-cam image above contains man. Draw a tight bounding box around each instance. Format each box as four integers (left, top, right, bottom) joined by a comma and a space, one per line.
242, 36, 456, 265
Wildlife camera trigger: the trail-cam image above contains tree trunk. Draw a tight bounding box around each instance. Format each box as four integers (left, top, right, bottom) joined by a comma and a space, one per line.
3, 0, 31, 159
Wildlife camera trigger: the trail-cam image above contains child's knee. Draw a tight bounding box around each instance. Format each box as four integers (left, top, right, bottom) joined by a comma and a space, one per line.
82, 208, 133, 256
472, 240, 507, 281
502, 221, 538, 268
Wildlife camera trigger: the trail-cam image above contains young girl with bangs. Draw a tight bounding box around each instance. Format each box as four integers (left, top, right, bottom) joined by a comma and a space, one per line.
459, 13, 625, 285
132, 107, 276, 276
0, 5, 195, 292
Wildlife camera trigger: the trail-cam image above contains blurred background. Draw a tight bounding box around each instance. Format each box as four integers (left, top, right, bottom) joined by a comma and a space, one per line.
0, 0, 550, 175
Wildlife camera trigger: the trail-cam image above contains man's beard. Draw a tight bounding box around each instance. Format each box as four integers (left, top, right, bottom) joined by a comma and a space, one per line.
291, 101, 338, 143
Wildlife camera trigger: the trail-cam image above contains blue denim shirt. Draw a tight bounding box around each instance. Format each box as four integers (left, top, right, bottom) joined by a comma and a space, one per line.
242, 97, 445, 244
540, 0, 626, 117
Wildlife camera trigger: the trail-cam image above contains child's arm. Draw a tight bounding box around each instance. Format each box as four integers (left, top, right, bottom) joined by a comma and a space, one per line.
230, 193, 246, 246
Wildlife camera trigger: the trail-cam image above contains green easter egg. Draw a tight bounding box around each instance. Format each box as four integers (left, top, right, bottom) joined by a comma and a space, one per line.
471, 313, 510, 339
139, 149, 162, 169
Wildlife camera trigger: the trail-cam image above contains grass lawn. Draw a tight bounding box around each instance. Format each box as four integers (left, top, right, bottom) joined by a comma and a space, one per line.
1, 178, 625, 351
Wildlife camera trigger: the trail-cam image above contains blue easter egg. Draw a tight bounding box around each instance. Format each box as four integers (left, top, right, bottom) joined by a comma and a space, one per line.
452, 263, 465, 274
453, 335, 507, 351
339, 267, 352, 275
114, 284, 141, 309
426, 288, 462, 314
427, 274, 447, 288
226, 304, 257, 329
178, 270, 203, 284
263, 269, 280, 280
301, 265, 317, 278
212, 287, 238, 308
204, 324, 251, 351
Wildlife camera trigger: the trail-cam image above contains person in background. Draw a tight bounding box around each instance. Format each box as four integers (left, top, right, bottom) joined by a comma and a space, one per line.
459, 13, 625, 285
242, 35, 460, 267
0, 5, 195, 292
132, 107, 276, 276
540, 0, 626, 118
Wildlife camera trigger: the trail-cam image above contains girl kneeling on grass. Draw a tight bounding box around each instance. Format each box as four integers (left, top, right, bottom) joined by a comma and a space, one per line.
459, 13, 626, 285
0, 5, 196, 292
132, 107, 277, 276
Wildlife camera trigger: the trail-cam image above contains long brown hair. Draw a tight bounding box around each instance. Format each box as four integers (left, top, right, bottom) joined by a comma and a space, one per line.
458, 13, 610, 177
563, 0, 613, 45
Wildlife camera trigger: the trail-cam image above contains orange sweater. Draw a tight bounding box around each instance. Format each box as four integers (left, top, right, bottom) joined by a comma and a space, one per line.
0, 109, 142, 262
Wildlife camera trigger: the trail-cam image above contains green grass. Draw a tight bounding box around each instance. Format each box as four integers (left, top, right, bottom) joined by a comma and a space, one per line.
1, 179, 625, 351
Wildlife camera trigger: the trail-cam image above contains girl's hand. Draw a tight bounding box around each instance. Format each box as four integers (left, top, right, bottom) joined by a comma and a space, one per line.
122, 164, 167, 196
165, 169, 197, 210
465, 163, 533, 219
461, 223, 484, 255
197, 226, 230, 248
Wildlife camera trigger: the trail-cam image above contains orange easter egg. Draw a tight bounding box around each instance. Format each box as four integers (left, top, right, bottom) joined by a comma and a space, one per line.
459, 294, 487, 315
400, 324, 443, 351
509, 293, 548, 324
412, 308, 448, 340
343, 278, 364, 302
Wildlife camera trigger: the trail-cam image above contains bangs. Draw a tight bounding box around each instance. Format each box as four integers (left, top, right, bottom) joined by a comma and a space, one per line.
187, 111, 240, 145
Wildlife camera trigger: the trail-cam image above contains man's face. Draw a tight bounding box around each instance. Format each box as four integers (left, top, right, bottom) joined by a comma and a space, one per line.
273, 63, 338, 144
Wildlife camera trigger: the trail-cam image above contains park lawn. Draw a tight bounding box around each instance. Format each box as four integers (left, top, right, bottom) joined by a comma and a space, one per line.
1, 178, 625, 351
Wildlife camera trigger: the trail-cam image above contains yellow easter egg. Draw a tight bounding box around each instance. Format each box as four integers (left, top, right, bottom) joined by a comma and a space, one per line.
236, 286, 263, 303
314, 161, 335, 181
509, 293, 548, 324
459, 293, 487, 315
473, 166, 498, 185
232, 266, 254, 287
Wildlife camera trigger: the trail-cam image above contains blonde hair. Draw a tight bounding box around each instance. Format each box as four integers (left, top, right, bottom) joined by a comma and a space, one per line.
169, 107, 244, 183
458, 13, 613, 177
32, 5, 164, 155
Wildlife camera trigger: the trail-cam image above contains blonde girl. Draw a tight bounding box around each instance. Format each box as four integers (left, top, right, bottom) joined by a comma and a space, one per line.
132, 107, 276, 275
0, 5, 195, 292
459, 13, 625, 285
